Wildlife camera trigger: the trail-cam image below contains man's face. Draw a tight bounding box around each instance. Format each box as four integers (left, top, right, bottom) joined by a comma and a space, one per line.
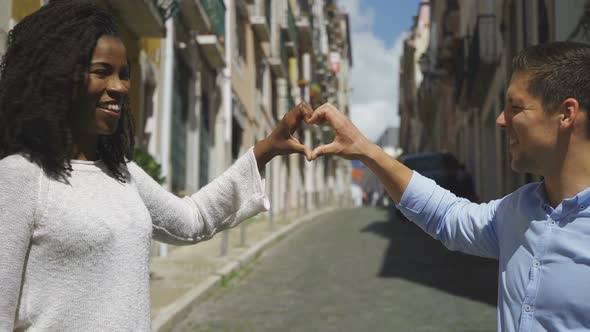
496, 71, 561, 175
76, 35, 130, 137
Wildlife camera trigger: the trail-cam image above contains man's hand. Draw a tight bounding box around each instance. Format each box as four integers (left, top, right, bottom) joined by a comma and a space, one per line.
254, 102, 313, 170
305, 102, 375, 161
306, 102, 412, 203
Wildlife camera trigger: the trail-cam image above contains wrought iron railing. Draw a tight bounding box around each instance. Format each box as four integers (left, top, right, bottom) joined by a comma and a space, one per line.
287, 2, 297, 41
280, 34, 289, 69
154, 0, 180, 20
265, 0, 272, 25
200, 0, 226, 45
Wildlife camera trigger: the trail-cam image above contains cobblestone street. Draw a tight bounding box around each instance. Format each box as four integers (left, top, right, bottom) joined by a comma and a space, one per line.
172, 207, 498, 332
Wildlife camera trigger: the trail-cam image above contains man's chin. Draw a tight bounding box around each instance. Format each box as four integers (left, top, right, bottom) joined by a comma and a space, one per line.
510, 158, 526, 173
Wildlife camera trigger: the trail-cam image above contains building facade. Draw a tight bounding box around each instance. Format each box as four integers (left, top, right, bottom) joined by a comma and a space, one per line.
399, 0, 590, 202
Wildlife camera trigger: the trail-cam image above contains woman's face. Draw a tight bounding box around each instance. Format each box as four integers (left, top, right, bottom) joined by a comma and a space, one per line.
78, 35, 130, 137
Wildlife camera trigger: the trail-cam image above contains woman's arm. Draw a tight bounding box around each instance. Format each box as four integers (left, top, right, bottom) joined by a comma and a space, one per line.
253, 102, 313, 171
0, 155, 40, 329
132, 102, 313, 245
129, 148, 268, 244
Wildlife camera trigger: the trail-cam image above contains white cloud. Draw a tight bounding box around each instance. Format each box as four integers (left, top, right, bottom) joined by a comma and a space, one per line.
339, 0, 375, 32
339, 0, 406, 142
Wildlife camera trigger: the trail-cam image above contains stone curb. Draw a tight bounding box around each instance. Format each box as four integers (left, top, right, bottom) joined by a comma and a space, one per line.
152, 207, 335, 332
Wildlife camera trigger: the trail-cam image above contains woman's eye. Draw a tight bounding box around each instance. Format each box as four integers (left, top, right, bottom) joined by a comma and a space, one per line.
92, 70, 110, 77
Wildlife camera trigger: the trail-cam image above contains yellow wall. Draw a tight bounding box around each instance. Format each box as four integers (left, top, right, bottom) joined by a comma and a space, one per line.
11, 0, 42, 22
140, 38, 162, 69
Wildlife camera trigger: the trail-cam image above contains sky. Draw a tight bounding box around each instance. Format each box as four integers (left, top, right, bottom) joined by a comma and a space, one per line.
337, 0, 419, 142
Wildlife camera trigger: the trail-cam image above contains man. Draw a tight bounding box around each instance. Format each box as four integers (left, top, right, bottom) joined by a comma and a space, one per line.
307, 41, 590, 332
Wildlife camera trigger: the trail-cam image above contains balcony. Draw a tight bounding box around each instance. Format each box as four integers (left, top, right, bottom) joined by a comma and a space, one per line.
197, 35, 225, 68
106, 0, 165, 37
194, 0, 226, 69
296, 13, 312, 52
282, 3, 297, 56
251, 0, 270, 42
269, 36, 288, 78
181, 0, 225, 39
180, 0, 209, 32
281, 2, 297, 43
459, 14, 499, 109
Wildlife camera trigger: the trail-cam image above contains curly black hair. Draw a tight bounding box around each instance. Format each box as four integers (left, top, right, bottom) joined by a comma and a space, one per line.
0, 0, 135, 182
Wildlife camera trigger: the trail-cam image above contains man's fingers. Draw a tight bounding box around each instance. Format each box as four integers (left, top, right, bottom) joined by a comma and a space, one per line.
311, 142, 339, 160
306, 103, 340, 126
306, 108, 327, 125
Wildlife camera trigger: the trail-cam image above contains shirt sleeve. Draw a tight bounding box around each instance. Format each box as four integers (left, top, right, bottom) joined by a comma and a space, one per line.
0, 156, 40, 330
128, 147, 270, 245
397, 171, 501, 259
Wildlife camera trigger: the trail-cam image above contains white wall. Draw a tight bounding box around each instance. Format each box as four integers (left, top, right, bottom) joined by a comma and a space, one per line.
0, 0, 12, 57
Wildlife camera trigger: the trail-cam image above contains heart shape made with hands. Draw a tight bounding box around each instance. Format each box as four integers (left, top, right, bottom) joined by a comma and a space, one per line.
280, 101, 366, 162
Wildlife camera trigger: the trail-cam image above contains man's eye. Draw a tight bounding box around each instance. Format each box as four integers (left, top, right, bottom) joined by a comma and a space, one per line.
120, 71, 130, 81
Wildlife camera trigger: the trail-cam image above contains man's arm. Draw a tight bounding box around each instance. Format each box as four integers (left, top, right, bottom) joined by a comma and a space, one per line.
306, 102, 412, 203
307, 103, 500, 258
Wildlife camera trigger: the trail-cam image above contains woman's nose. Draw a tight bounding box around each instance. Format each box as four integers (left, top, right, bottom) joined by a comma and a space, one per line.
107, 77, 129, 95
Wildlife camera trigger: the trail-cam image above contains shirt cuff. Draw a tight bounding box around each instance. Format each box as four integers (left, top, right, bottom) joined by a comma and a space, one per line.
247, 147, 271, 211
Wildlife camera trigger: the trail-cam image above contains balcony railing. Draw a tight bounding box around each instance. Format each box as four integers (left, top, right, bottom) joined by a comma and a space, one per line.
265, 0, 272, 26
106, 0, 166, 37
287, 3, 297, 42
269, 34, 288, 78
280, 34, 289, 69
153, 0, 180, 21
200, 0, 226, 46
251, 0, 271, 41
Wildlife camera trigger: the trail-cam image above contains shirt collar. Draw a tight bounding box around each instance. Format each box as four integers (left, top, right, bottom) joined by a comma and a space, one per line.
535, 181, 590, 218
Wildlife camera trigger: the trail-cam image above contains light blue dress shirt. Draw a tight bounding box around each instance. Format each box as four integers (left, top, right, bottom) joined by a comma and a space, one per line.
398, 172, 590, 332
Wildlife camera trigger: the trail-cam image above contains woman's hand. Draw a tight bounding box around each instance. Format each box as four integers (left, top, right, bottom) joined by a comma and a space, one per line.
254, 102, 313, 171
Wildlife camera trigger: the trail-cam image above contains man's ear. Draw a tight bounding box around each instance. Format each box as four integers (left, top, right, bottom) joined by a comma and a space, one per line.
559, 98, 580, 130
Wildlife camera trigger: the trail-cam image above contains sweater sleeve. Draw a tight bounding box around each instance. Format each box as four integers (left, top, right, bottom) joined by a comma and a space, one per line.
397, 171, 501, 259
128, 147, 270, 245
0, 155, 40, 330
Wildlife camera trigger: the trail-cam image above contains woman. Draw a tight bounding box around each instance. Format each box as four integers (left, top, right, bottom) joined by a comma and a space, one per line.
0, 2, 311, 330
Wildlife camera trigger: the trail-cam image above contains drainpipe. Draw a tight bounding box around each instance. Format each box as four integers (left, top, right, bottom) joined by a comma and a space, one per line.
220, 0, 233, 256
224, 0, 233, 145
159, 18, 175, 257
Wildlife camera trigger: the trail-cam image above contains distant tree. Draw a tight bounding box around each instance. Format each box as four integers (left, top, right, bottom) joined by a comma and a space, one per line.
134, 147, 166, 184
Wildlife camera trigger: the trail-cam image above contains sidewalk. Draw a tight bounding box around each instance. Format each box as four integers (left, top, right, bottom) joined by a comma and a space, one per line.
150, 207, 335, 332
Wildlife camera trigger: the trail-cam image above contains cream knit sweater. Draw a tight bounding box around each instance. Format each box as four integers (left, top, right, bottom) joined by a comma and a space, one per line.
0, 148, 269, 331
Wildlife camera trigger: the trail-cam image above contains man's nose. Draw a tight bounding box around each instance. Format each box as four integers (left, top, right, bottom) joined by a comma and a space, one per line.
496, 110, 506, 128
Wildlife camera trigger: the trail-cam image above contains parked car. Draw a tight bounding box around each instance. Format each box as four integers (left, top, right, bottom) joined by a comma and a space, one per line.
399, 152, 478, 202
388, 152, 477, 221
